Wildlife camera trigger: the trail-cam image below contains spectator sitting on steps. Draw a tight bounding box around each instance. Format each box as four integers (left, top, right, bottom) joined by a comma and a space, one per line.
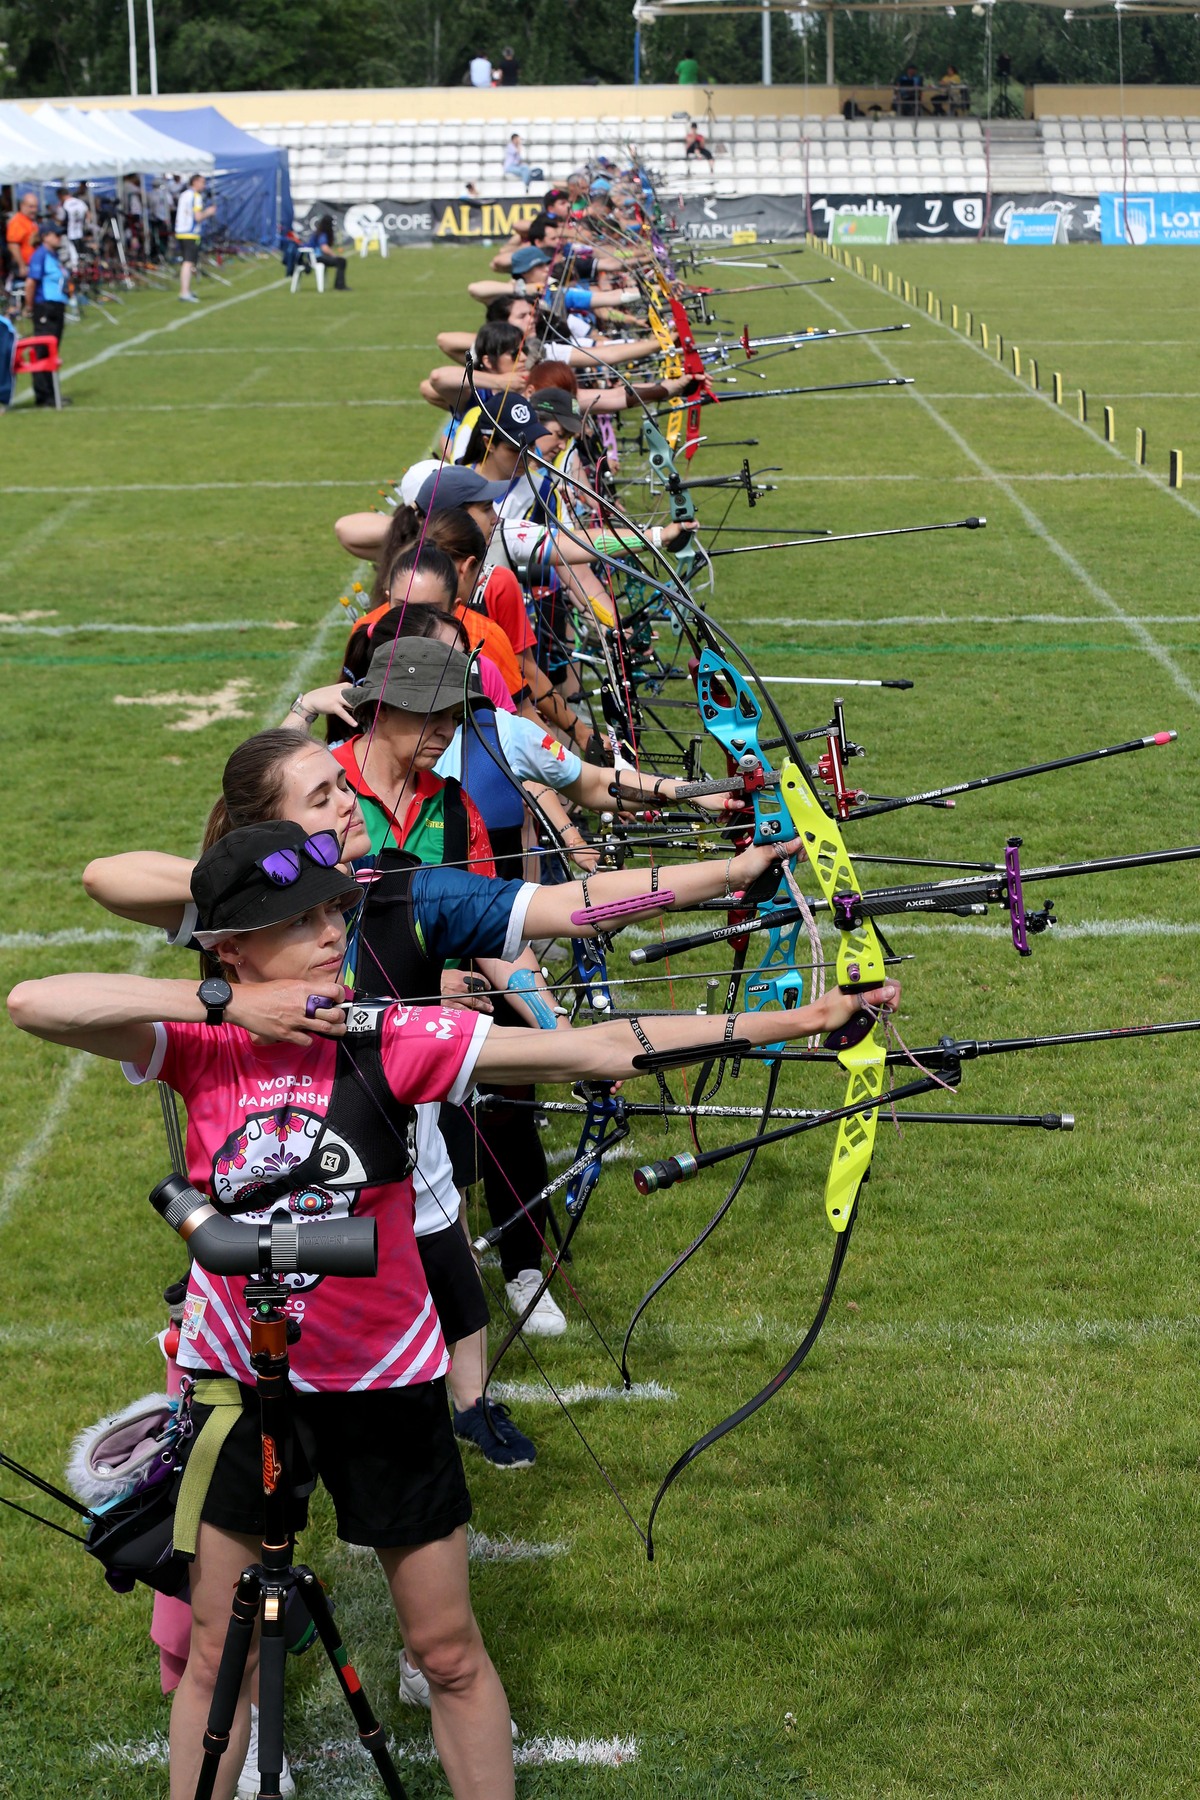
684, 121, 714, 164
502, 135, 543, 192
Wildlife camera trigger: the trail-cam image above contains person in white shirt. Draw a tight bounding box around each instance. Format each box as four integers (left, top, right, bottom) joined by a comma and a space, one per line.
468, 52, 493, 87
174, 174, 216, 304
63, 187, 90, 249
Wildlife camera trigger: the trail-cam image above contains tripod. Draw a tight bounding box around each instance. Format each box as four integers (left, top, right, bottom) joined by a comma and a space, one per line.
991, 69, 1021, 120
190, 1273, 408, 1800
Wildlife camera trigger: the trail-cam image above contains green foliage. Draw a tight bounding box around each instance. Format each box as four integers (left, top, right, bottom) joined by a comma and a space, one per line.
6, 0, 1200, 99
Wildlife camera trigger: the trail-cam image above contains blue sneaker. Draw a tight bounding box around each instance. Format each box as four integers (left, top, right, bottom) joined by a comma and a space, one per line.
453, 1399, 536, 1469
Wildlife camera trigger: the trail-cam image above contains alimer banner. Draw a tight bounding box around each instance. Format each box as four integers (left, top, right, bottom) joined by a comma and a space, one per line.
1099, 192, 1200, 245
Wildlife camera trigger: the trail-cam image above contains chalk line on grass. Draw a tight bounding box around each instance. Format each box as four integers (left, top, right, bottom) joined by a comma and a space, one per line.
807, 286, 1200, 711
6, 479, 381, 495
0, 585, 359, 1229
0, 499, 92, 581
467, 1528, 569, 1561
92, 1732, 638, 1775
491, 1380, 677, 1405
743, 612, 1200, 629
0, 618, 301, 638
770, 471, 1144, 483
10, 271, 285, 403
0, 927, 154, 952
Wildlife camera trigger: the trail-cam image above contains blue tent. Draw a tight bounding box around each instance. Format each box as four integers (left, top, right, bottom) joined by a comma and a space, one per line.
134, 106, 291, 246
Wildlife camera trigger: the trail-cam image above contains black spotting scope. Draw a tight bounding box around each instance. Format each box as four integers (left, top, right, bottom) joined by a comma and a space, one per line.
149, 1174, 377, 1279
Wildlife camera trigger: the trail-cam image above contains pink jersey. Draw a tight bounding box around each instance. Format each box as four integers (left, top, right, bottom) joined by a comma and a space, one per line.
477, 653, 517, 713
125, 1006, 490, 1393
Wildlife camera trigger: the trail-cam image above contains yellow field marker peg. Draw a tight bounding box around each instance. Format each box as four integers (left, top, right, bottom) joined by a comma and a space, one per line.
1170, 449, 1183, 488
965, 309, 973, 336
936, 296, 943, 322
996, 333, 1004, 362
980, 322, 989, 350
1135, 427, 1147, 465
872, 262, 881, 283
1029, 357, 1039, 389
1012, 344, 1022, 378
887, 270, 895, 293
951, 303, 959, 329
1104, 405, 1116, 442
1078, 389, 1087, 422
856, 255, 864, 276
1052, 371, 1063, 405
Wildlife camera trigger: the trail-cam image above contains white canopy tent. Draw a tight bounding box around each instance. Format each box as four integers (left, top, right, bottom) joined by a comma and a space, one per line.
0, 102, 115, 182
32, 103, 212, 176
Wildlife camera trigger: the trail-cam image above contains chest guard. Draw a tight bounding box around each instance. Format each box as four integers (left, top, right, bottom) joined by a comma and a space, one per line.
215, 1001, 415, 1215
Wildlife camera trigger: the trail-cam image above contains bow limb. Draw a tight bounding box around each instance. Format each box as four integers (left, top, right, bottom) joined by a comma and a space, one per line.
643, 756, 890, 1557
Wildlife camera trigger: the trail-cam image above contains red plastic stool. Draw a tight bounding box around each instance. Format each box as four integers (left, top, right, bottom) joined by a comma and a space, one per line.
14, 335, 63, 409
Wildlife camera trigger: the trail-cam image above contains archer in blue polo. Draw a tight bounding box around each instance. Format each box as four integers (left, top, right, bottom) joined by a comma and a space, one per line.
24, 223, 71, 408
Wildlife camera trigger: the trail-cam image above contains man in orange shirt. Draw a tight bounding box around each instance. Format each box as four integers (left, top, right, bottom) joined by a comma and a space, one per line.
6, 193, 40, 289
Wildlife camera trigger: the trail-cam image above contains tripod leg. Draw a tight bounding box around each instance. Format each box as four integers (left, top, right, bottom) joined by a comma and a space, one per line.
295, 1566, 410, 1800
192, 1568, 262, 1800
253, 1578, 290, 1800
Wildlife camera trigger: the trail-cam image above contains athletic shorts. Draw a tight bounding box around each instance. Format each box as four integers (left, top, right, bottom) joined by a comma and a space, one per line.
418, 1220, 489, 1345
179, 1375, 472, 1548
177, 238, 200, 263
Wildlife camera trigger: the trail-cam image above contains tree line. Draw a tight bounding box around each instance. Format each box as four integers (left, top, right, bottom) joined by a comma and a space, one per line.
4, 0, 1200, 103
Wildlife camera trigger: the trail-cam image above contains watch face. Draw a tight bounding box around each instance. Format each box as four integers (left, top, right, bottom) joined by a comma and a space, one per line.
198, 977, 232, 1008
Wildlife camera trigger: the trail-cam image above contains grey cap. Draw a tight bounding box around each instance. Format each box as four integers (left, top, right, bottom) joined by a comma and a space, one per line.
415, 465, 510, 515
343, 637, 483, 718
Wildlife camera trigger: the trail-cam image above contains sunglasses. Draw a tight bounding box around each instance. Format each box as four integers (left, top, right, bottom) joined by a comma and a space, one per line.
257, 829, 342, 886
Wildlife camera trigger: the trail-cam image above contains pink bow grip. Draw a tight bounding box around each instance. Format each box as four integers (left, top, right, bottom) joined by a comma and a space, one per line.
571, 892, 676, 928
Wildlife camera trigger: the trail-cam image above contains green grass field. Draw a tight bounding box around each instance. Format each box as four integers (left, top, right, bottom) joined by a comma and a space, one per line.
3, 239, 1200, 1799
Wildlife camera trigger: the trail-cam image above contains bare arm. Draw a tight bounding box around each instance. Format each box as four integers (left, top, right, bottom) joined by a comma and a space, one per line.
519, 840, 801, 939
334, 511, 390, 558
436, 330, 476, 364
472, 983, 899, 1084
468, 280, 515, 305
83, 852, 195, 930
567, 337, 664, 368
7, 973, 347, 1063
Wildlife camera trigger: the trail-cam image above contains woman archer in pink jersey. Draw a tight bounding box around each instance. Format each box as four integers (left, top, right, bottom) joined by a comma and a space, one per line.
8, 819, 898, 1800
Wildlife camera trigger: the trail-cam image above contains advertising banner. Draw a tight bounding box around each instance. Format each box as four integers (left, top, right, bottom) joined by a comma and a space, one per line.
1098, 192, 1200, 245
298, 191, 1103, 248
1004, 209, 1064, 244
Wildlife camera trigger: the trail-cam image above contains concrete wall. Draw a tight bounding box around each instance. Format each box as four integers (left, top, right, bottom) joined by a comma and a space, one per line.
1029, 84, 1200, 119
21, 82, 1200, 125
19, 84, 843, 124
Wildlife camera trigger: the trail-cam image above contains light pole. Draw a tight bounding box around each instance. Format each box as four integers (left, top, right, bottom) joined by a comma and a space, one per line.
127, 0, 138, 94
147, 0, 158, 95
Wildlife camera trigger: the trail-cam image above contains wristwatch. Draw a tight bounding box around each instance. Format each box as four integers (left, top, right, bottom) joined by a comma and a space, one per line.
197, 976, 233, 1026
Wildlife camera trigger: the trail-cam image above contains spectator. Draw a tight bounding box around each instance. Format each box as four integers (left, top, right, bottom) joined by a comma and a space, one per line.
468, 51, 493, 87
307, 213, 349, 291
462, 179, 482, 202
0, 306, 17, 411
24, 223, 71, 407
63, 184, 91, 255
503, 134, 543, 191
895, 64, 922, 117
684, 121, 714, 164
496, 45, 520, 85
174, 174, 215, 304
6, 191, 39, 283
676, 47, 701, 83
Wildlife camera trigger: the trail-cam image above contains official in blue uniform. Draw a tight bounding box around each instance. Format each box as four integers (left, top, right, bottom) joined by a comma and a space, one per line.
24, 223, 71, 408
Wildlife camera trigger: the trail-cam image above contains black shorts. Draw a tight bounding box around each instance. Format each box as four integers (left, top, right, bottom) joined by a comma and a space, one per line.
439, 1100, 480, 1188
180, 1376, 471, 1549
418, 1221, 489, 1344
177, 238, 200, 264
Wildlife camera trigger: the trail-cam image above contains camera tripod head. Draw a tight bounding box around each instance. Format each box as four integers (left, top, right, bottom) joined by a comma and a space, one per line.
148, 1174, 377, 1279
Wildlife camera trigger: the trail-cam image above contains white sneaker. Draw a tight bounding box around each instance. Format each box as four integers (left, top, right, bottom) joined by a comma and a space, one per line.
398, 1655, 431, 1708
237, 1703, 296, 1797
505, 1269, 567, 1337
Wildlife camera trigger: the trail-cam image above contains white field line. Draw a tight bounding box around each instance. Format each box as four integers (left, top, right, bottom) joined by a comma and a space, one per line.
466, 1528, 569, 1561
123, 342, 431, 356
91, 1732, 639, 1775
77, 396, 424, 414
491, 1380, 676, 1404
0, 498, 92, 580
907, 391, 1200, 402
770, 471, 1145, 483
852, 262, 1200, 522
11, 271, 285, 403
2, 915, 1193, 957
0, 618, 301, 638
0, 584, 362, 1228
807, 286, 1200, 712
547, 1140, 634, 1167
5, 479, 382, 495
743, 612, 1200, 628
